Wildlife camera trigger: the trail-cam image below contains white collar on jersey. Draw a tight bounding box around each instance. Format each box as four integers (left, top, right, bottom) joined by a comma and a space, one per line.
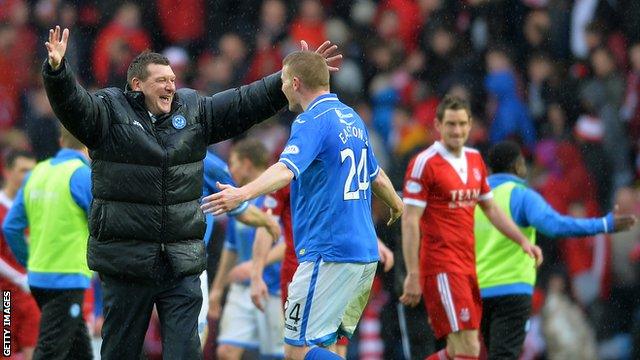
0, 190, 13, 209
433, 141, 469, 183
307, 94, 339, 111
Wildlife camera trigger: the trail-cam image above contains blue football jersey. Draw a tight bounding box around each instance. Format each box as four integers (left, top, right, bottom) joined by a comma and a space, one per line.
279, 93, 380, 263
202, 151, 248, 246
224, 196, 282, 294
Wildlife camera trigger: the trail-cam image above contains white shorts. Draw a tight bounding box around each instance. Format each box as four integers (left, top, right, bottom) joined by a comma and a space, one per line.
198, 270, 209, 344
284, 259, 377, 347
218, 283, 285, 357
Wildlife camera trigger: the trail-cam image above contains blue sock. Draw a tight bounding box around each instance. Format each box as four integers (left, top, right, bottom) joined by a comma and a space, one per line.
304, 347, 343, 359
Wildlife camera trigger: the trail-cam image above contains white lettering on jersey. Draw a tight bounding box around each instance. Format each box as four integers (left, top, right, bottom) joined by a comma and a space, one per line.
448, 189, 480, 208
282, 145, 300, 155
338, 124, 365, 144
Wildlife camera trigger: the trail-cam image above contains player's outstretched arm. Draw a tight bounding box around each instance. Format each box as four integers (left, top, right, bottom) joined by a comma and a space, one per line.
371, 168, 403, 225
479, 198, 543, 267
400, 204, 423, 307
236, 205, 281, 242
42, 26, 110, 148
201, 162, 294, 215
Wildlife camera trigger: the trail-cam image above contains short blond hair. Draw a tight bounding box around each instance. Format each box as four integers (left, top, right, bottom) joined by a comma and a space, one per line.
282, 51, 329, 91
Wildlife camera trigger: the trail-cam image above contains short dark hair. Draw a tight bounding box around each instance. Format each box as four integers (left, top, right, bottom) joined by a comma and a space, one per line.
436, 95, 471, 121
231, 139, 269, 169
127, 51, 170, 85
4, 150, 35, 169
487, 141, 522, 174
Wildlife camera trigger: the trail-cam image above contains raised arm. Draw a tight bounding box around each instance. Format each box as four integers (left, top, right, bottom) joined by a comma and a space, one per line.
479, 198, 543, 266
201, 162, 294, 215
42, 26, 110, 149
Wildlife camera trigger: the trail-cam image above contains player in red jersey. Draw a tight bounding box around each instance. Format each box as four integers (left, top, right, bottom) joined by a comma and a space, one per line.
0, 150, 39, 360
399, 96, 542, 360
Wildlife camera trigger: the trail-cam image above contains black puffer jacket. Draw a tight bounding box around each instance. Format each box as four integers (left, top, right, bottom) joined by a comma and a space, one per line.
42, 60, 286, 281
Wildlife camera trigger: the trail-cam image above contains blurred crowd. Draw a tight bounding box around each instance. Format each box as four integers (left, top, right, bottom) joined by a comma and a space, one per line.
3, 0, 640, 358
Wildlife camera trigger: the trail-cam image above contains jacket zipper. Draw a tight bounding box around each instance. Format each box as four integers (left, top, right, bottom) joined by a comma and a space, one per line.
149, 121, 167, 251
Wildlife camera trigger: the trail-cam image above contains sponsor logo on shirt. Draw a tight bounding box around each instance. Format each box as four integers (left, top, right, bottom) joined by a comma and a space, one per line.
449, 189, 480, 209
294, 117, 306, 124
335, 109, 356, 126
282, 145, 299, 155
406, 180, 422, 194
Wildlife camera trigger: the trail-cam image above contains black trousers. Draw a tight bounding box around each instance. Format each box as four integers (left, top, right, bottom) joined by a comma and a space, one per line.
99, 273, 202, 360
30, 287, 93, 360
480, 294, 532, 360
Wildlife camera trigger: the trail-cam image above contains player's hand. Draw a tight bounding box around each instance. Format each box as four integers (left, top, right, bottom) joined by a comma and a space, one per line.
387, 205, 403, 226
208, 288, 223, 320
521, 243, 543, 268
377, 239, 394, 272
400, 273, 422, 307
250, 276, 269, 312
300, 40, 342, 72
612, 205, 637, 232
229, 261, 252, 283
44, 25, 69, 70
265, 209, 281, 242
201, 182, 246, 215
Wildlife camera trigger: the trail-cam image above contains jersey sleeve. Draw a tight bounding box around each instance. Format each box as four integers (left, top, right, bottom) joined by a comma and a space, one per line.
278, 114, 325, 179
478, 156, 493, 201
402, 156, 429, 208
367, 138, 380, 180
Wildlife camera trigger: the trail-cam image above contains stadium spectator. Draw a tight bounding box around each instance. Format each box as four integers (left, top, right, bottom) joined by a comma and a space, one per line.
3, 128, 93, 359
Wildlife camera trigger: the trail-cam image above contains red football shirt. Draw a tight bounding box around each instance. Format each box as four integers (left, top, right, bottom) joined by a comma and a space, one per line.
262, 186, 296, 272
0, 191, 26, 292
403, 142, 492, 276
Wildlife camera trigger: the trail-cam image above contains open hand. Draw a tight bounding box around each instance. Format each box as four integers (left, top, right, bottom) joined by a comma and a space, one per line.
45, 25, 69, 70
612, 205, 638, 232
300, 40, 342, 72
201, 182, 246, 215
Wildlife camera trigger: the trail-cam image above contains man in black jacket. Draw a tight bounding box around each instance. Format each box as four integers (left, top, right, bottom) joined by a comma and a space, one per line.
41, 26, 340, 359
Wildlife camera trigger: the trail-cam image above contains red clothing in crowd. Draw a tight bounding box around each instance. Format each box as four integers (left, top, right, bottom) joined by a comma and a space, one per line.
157, 0, 204, 44
92, 22, 151, 86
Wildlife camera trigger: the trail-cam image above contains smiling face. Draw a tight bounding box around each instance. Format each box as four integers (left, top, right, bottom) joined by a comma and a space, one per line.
435, 108, 471, 155
132, 63, 176, 115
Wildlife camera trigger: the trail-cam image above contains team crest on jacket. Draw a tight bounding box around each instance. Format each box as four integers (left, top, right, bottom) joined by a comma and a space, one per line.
473, 168, 481, 181
460, 307, 470, 322
172, 115, 187, 129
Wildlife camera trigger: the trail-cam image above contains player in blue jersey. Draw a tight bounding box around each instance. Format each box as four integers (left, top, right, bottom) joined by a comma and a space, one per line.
199, 150, 281, 348
208, 140, 285, 359
202, 51, 403, 360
